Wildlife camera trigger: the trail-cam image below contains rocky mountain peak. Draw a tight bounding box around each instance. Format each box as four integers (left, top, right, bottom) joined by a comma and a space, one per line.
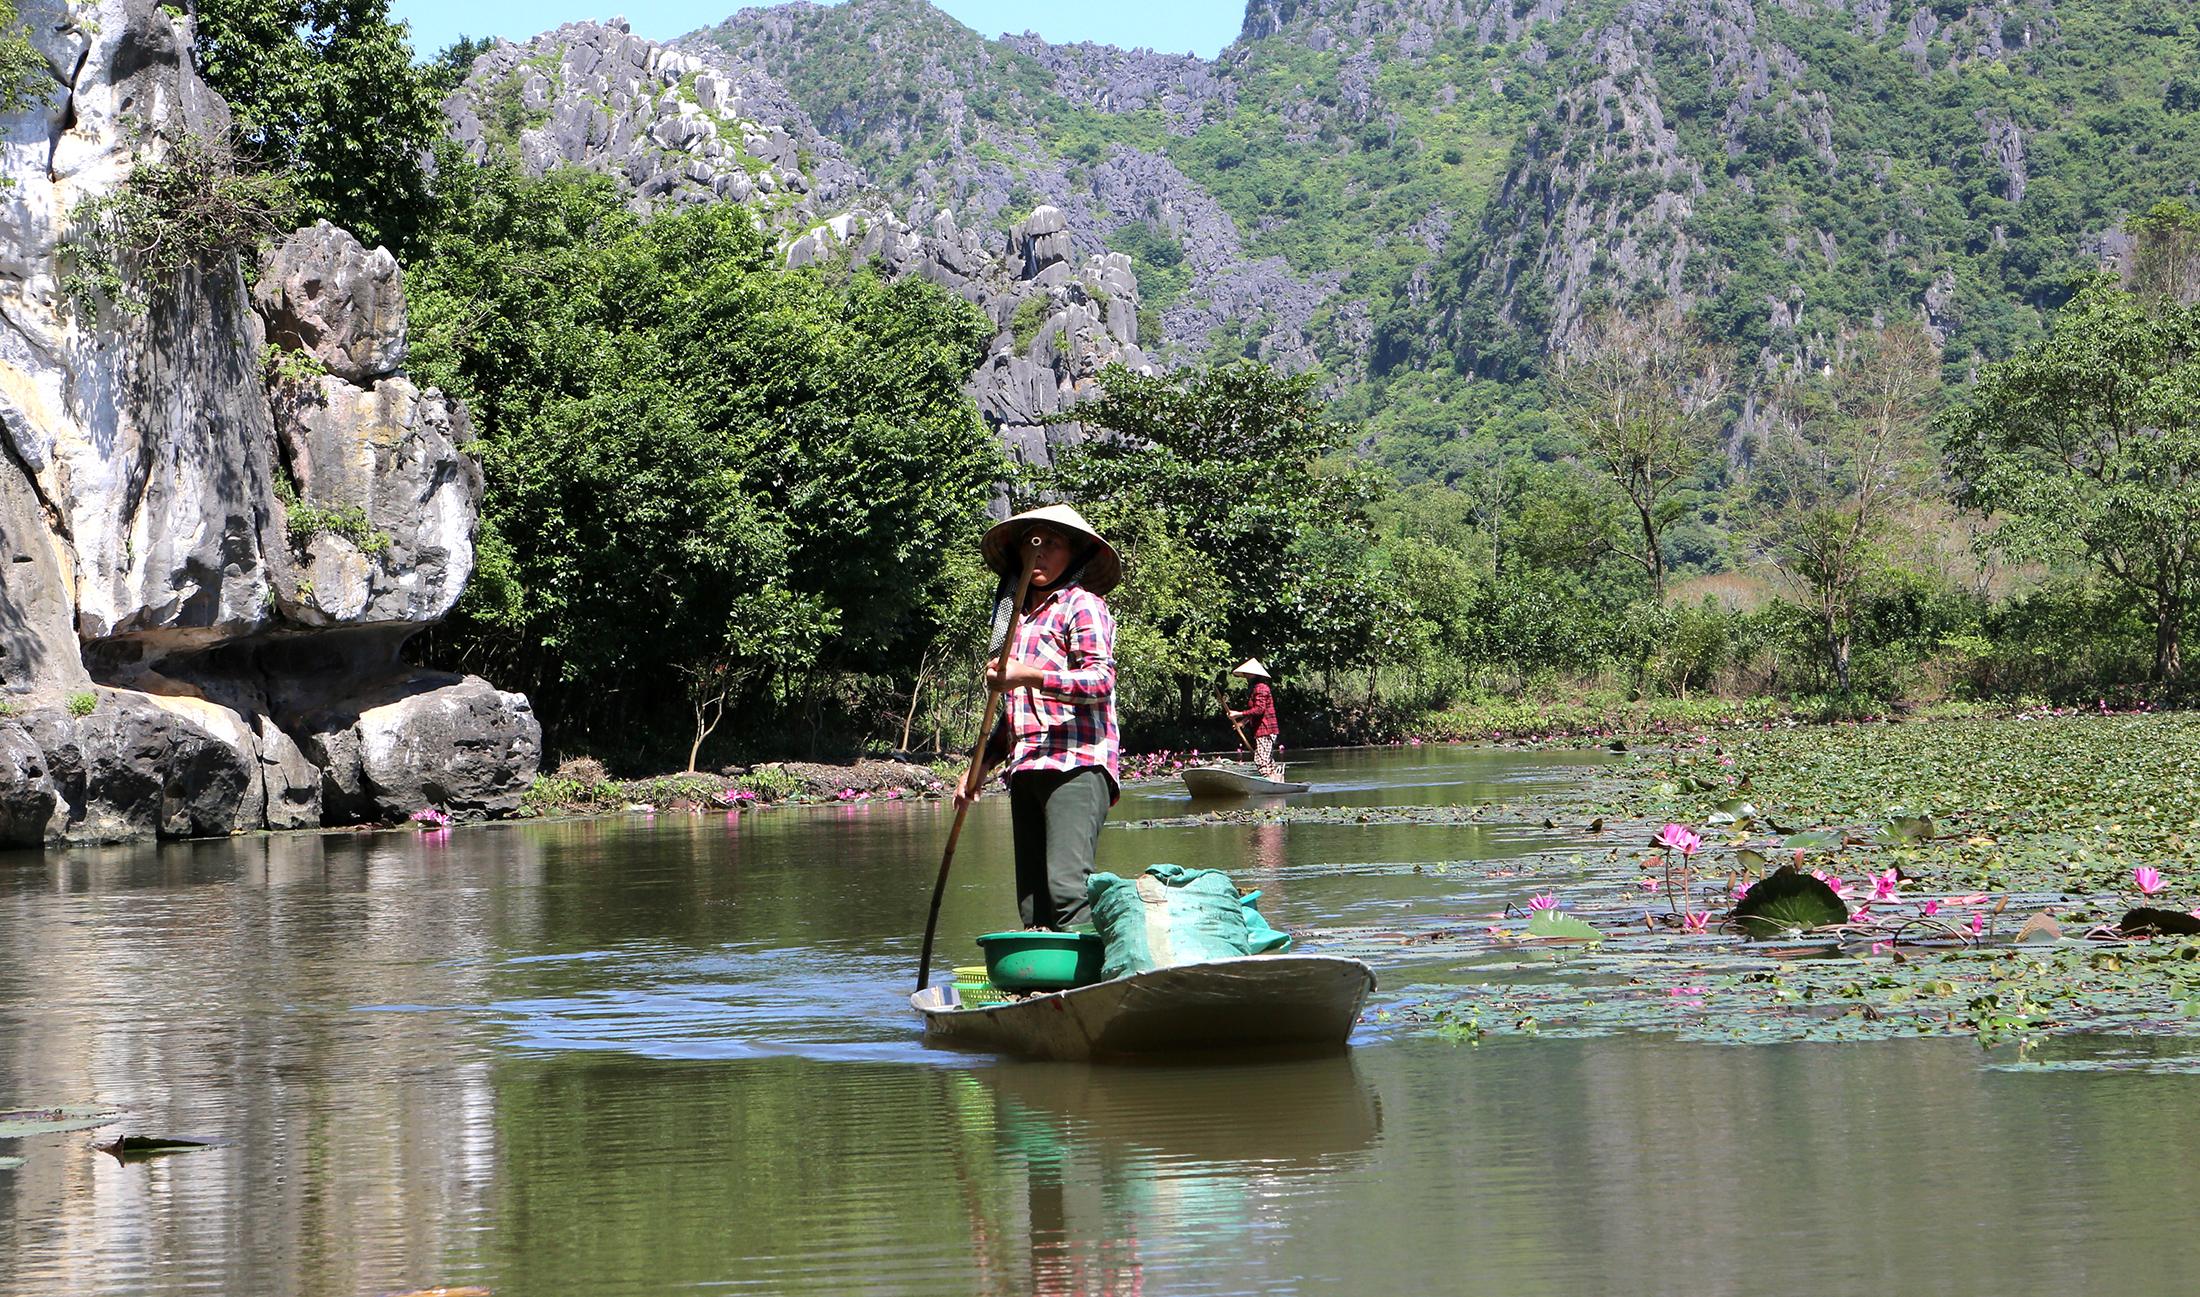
446, 18, 1156, 471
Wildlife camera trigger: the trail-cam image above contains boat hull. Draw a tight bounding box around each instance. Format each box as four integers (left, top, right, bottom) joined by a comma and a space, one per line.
1182, 765, 1311, 796
912, 955, 1375, 1062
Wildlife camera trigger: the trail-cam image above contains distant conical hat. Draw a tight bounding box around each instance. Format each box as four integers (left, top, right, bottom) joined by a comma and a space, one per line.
1232, 658, 1271, 679
981, 503, 1121, 595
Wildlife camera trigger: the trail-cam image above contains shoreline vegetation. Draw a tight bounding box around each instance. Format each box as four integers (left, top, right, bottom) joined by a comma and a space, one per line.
502, 695, 2142, 820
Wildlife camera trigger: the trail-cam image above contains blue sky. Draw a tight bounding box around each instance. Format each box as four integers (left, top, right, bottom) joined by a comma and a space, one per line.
391, 1, 1244, 61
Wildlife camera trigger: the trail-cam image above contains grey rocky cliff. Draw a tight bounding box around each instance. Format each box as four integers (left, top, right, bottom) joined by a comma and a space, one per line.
447, 19, 1157, 469
0, 0, 537, 845
444, 18, 864, 218
677, 0, 1334, 371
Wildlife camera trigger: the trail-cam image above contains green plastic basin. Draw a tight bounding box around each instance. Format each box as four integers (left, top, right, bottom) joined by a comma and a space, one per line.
976, 931, 1105, 991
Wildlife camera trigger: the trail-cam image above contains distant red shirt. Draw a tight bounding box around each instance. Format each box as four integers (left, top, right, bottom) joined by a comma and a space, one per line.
1245, 681, 1279, 738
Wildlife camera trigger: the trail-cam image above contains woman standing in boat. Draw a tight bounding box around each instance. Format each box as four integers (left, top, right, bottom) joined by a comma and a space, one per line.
1229, 658, 1284, 781
955, 504, 1122, 931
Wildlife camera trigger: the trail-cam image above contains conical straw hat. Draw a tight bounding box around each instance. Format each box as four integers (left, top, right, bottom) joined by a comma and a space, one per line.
982, 503, 1121, 595
1232, 658, 1271, 679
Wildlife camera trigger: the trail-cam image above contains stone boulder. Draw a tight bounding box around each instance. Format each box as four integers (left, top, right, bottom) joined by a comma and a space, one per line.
18, 691, 260, 844
254, 716, 322, 830
252, 222, 408, 383
301, 672, 541, 824
1017, 205, 1075, 278
0, 724, 59, 847
268, 376, 482, 627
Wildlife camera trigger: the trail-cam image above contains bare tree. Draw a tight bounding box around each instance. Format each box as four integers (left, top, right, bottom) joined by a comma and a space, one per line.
1755, 322, 1941, 692
1550, 306, 1729, 597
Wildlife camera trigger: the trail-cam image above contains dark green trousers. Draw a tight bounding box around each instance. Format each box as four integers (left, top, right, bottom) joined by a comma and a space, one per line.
1007, 766, 1112, 929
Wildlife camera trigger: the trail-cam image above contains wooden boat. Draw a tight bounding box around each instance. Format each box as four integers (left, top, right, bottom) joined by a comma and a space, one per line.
1182, 764, 1311, 796
911, 954, 1375, 1062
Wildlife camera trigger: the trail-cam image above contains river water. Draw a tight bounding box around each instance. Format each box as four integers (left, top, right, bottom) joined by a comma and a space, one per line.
3, 745, 2197, 1295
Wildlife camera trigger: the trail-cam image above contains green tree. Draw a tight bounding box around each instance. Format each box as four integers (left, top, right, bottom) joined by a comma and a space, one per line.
191, 0, 440, 252
0, 0, 46, 113
407, 157, 1002, 755
1039, 360, 1387, 711
1942, 283, 2200, 683
1549, 306, 1730, 598
1754, 322, 1941, 691
2126, 199, 2200, 304
423, 35, 493, 99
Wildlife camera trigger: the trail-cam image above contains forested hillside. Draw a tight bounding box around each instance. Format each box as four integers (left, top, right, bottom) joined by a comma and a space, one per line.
120, 0, 2200, 772
684, 0, 2200, 495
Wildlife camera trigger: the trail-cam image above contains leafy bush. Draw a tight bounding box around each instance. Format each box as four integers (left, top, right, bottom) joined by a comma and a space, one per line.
1009, 294, 1052, 350
63, 133, 300, 316
66, 691, 97, 717
274, 474, 391, 556
735, 765, 802, 802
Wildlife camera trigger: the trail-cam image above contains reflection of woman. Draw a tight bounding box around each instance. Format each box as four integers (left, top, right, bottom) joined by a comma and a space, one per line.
1228, 658, 1283, 780
955, 505, 1122, 930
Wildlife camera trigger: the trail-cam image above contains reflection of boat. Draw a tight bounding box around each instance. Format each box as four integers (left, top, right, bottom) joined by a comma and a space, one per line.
1182, 765, 1310, 796
912, 955, 1375, 1062
982, 1050, 1384, 1166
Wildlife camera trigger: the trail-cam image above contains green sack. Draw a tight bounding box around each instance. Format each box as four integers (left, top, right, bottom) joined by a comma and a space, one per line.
1088, 864, 1252, 979
1239, 889, 1294, 954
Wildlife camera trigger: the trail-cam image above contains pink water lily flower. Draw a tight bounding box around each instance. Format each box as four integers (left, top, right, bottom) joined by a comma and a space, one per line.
1923, 899, 1941, 917
1681, 911, 1709, 933
1638, 877, 1661, 891
2135, 866, 2166, 896
1871, 941, 1894, 955
1970, 913, 1985, 936
1656, 823, 1703, 858
1527, 893, 1560, 912
1871, 869, 1903, 900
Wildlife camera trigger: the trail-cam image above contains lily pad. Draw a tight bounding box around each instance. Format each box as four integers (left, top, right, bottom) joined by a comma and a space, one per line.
1878, 812, 1939, 844
0, 1106, 122, 1138
0, 1155, 22, 1171
1524, 911, 1604, 942
1732, 868, 1851, 938
2118, 908, 2200, 938
1782, 830, 1843, 851
1707, 799, 1760, 827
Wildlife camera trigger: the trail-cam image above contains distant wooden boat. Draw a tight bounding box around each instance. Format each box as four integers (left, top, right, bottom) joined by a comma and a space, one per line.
1182, 764, 1310, 796
911, 955, 1375, 1062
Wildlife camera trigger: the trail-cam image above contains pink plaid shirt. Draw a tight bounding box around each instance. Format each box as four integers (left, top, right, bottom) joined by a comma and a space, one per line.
995, 582, 1120, 796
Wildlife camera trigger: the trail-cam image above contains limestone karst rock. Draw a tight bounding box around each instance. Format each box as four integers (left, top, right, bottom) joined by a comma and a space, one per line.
0, 0, 537, 844
444, 20, 1158, 471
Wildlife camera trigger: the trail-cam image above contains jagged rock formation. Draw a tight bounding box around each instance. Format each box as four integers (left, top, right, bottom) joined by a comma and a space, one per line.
0, 0, 537, 846
445, 18, 1155, 467
445, 18, 864, 217
641, 0, 2193, 479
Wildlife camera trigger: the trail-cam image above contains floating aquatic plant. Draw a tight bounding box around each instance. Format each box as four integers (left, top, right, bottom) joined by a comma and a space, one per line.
1731, 867, 1851, 938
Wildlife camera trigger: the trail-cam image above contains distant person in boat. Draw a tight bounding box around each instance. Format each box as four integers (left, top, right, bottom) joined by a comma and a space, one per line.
955, 504, 1122, 931
1228, 658, 1284, 781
